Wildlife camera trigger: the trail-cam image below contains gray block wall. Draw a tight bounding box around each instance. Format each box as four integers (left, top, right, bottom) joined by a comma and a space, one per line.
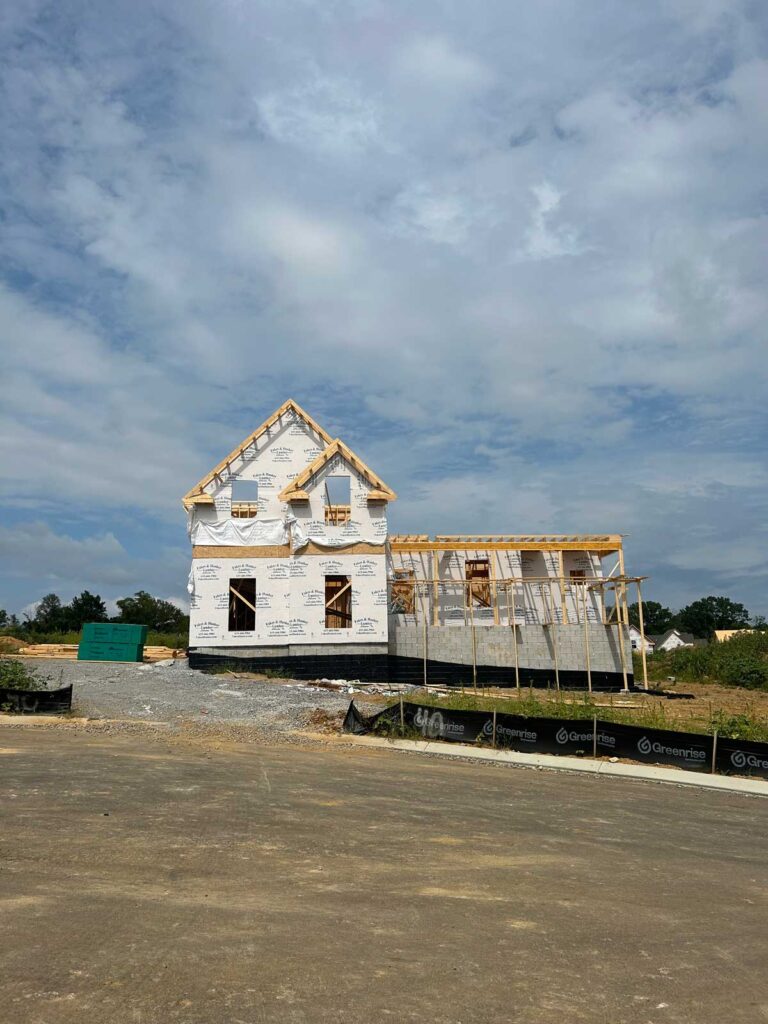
388, 623, 632, 676
192, 643, 389, 658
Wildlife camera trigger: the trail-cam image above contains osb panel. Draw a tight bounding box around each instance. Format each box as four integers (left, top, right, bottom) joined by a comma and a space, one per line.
302, 541, 385, 556
192, 545, 291, 559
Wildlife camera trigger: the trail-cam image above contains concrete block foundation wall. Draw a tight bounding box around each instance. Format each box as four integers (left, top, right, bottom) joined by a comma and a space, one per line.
188, 643, 390, 681
189, 623, 634, 690
388, 622, 633, 689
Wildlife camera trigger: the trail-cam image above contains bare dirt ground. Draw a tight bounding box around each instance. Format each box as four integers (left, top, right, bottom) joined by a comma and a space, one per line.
2, 727, 768, 1024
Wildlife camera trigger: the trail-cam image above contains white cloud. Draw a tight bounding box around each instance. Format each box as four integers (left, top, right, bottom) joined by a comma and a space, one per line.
0, 1, 766, 616
393, 36, 494, 95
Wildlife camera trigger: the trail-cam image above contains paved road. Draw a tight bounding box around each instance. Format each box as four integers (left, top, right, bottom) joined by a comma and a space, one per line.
1, 728, 767, 1024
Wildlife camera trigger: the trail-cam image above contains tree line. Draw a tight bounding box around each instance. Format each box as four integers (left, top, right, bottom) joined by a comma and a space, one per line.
0, 591, 188, 634
627, 595, 765, 640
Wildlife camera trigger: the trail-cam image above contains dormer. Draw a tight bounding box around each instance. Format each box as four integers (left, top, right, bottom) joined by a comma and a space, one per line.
278, 438, 397, 514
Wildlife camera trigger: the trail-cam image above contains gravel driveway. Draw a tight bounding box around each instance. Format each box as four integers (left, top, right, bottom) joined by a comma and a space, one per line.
17, 658, 372, 734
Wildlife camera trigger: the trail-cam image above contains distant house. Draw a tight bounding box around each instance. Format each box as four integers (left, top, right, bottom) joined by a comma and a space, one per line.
713, 629, 755, 643
628, 624, 655, 653
649, 629, 706, 652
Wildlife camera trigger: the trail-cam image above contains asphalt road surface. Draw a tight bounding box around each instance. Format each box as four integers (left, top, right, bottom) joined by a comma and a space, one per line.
1, 728, 767, 1024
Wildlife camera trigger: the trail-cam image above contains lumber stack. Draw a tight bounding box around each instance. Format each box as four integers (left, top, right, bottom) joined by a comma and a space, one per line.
15, 642, 186, 662
17, 643, 79, 659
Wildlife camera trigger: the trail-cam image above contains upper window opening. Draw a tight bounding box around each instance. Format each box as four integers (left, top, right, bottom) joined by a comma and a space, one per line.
325, 475, 351, 525
465, 558, 491, 608
231, 479, 258, 519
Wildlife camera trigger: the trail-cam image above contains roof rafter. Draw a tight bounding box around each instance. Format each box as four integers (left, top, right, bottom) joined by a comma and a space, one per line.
278, 438, 397, 502
182, 399, 332, 509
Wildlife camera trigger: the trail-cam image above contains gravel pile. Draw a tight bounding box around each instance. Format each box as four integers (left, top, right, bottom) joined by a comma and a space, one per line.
19, 659, 374, 735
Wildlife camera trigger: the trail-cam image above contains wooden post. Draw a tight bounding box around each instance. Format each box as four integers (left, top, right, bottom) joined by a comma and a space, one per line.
711, 729, 718, 774
432, 550, 439, 627
490, 553, 500, 625
557, 550, 567, 624
507, 584, 521, 693
418, 583, 428, 690
593, 714, 598, 758
636, 579, 649, 691
544, 583, 560, 692
492, 708, 497, 749
581, 583, 592, 693
471, 621, 478, 690
617, 547, 628, 626
618, 606, 626, 696
399, 693, 405, 732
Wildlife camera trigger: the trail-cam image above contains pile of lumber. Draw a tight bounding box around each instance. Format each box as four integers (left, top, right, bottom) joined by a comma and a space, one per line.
17, 643, 79, 659
144, 646, 187, 662
13, 643, 186, 662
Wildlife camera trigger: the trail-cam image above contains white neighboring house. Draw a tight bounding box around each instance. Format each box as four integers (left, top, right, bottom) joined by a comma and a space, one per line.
628, 624, 655, 653
649, 629, 703, 652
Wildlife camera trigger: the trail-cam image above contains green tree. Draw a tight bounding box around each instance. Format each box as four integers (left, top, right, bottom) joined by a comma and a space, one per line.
115, 591, 187, 631
65, 591, 108, 630
627, 600, 674, 635
0, 609, 8, 629
675, 596, 751, 638
29, 593, 65, 632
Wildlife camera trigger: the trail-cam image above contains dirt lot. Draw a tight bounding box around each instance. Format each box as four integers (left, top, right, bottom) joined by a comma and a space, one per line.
14, 656, 768, 735
8, 658, 369, 737
2, 726, 767, 1024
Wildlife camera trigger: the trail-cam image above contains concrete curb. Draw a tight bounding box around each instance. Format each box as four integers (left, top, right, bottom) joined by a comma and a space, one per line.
344, 734, 768, 797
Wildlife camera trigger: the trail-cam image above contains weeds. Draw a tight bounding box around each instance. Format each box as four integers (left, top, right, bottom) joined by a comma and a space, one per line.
639, 631, 768, 690
0, 658, 46, 691
379, 688, 768, 741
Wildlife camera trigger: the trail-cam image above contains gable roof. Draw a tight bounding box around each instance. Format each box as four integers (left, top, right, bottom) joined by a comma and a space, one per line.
182, 399, 332, 509
649, 629, 705, 646
278, 438, 397, 502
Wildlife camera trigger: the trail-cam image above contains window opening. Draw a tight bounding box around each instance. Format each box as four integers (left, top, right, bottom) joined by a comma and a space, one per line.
390, 569, 416, 614
231, 480, 259, 519
229, 578, 256, 631
465, 559, 491, 608
324, 476, 351, 525
325, 575, 352, 628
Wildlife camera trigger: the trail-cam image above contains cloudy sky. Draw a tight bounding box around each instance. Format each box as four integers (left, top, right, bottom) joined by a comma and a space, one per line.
1, 0, 767, 619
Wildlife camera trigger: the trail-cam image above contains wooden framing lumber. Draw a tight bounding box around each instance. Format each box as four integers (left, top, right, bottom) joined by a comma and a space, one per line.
390, 536, 622, 553
302, 541, 385, 556
230, 585, 257, 615
557, 550, 567, 624
193, 545, 291, 558
278, 438, 397, 502
182, 399, 332, 509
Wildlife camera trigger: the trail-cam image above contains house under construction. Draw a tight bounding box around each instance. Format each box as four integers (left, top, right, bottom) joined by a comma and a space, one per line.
184, 400, 646, 690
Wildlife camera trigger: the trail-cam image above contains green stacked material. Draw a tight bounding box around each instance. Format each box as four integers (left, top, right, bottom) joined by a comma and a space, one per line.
78, 623, 147, 662
81, 622, 148, 645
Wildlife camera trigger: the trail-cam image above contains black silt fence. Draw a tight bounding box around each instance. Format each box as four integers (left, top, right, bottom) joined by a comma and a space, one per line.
0, 685, 73, 714
343, 700, 768, 780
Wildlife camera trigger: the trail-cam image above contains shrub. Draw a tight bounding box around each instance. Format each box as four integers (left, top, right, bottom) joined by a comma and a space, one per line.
0, 659, 45, 691
645, 630, 768, 691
